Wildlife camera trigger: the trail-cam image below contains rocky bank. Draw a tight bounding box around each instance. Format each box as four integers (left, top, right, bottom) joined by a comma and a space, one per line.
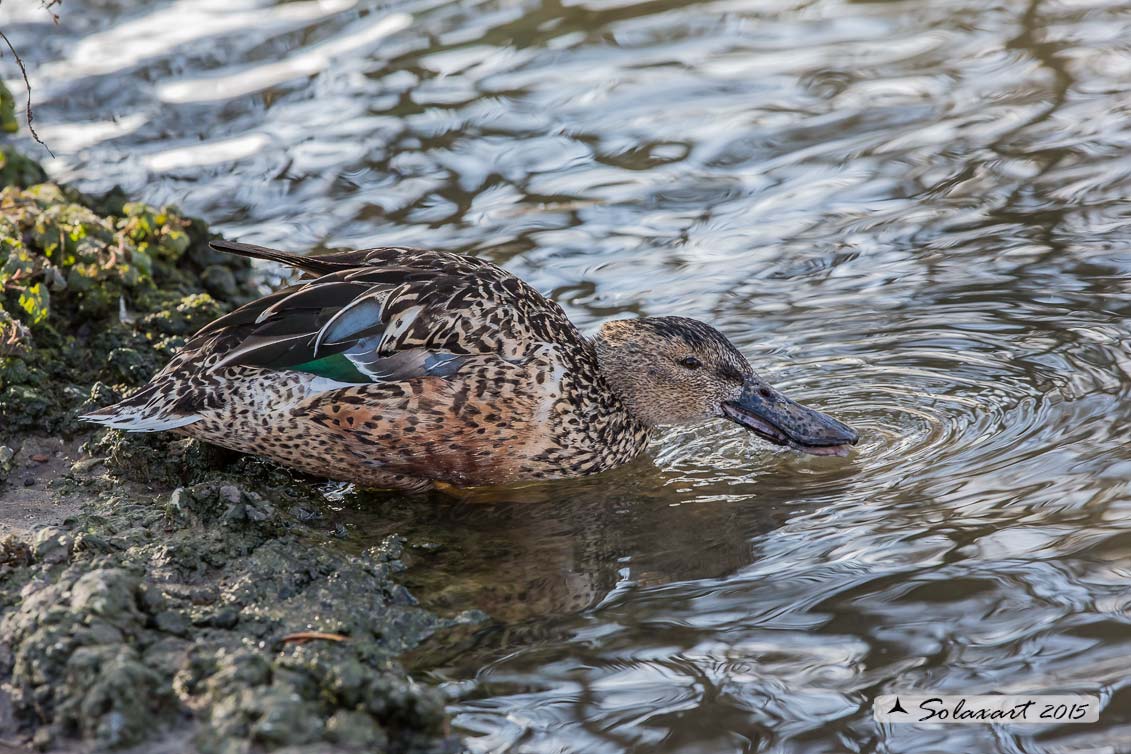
0, 85, 473, 754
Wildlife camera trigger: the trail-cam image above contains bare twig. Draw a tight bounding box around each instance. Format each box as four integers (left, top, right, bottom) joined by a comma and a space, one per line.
41, 0, 61, 24
0, 29, 52, 156
0, 0, 56, 154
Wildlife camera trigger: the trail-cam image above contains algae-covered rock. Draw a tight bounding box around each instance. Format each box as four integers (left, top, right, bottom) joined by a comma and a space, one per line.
0, 145, 47, 188
0, 141, 471, 754
0, 170, 256, 439
0, 81, 18, 135
0, 83, 46, 187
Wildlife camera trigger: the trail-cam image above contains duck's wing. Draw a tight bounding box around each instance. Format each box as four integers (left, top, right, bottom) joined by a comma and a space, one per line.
186, 242, 583, 384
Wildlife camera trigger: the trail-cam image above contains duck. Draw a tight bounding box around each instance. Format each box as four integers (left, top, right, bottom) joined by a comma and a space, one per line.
82, 240, 859, 492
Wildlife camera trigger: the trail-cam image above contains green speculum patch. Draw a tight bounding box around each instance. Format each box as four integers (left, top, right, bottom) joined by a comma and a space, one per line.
291, 352, 372, 383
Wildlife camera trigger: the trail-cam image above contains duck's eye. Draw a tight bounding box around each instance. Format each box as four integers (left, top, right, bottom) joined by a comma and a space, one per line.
679, 356, 702, 370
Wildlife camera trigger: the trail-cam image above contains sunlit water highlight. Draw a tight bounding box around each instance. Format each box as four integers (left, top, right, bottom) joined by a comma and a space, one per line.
6, 0, 1131, 749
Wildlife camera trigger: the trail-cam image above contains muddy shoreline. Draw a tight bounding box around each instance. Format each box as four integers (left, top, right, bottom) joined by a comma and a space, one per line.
0, 105, 476, 753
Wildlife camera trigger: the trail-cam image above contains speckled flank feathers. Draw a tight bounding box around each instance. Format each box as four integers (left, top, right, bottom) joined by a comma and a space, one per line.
83, 241, 651, 491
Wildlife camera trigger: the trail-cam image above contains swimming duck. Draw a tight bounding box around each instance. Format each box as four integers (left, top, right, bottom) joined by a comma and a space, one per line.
83, 241, 858, 492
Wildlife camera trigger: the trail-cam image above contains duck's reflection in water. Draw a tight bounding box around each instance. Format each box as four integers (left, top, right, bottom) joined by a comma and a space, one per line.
337, 453, 860, 668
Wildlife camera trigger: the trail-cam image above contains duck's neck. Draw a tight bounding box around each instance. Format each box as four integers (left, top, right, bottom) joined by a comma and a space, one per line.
591, 332, 663, 428
552, 336, 651, 467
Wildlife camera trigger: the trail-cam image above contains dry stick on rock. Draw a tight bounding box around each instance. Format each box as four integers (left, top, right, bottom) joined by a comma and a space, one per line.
280, 632, 350, 645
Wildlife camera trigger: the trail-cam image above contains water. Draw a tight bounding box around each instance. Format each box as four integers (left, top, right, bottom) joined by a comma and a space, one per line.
6, 0, 1131, 750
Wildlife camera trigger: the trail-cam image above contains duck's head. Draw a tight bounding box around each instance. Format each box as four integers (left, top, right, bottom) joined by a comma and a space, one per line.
593, 316, 859, 456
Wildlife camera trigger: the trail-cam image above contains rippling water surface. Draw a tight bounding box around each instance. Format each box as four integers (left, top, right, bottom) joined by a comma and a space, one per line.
8, 0, 1131, 749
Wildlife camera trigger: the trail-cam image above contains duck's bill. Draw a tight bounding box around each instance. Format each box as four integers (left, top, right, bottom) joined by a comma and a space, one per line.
722, 381, 859, 457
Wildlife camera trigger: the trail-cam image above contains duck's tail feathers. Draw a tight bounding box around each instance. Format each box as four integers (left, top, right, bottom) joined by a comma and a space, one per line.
80, 384, 201, 432
209, 239, 341, 277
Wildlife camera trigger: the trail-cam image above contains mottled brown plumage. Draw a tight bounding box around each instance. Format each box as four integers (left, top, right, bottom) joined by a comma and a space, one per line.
83, 241, 858, 491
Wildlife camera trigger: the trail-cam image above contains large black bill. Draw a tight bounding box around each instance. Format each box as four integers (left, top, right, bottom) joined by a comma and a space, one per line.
721, 381, 859, 457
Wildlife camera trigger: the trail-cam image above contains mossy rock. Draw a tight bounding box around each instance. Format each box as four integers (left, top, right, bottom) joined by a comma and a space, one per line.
0, 81, 18, 135
0, 146, 47, 187
0, 165, 258, 438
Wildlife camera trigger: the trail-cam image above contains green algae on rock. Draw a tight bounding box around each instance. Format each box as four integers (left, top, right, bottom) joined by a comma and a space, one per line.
0, 84, 45, 189
0, 178, 257, 438
0, 82, 19, 135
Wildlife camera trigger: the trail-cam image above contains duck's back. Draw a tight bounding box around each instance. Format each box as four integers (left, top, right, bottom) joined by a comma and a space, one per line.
193, 243, 586, 365
84, 243, 648, 490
